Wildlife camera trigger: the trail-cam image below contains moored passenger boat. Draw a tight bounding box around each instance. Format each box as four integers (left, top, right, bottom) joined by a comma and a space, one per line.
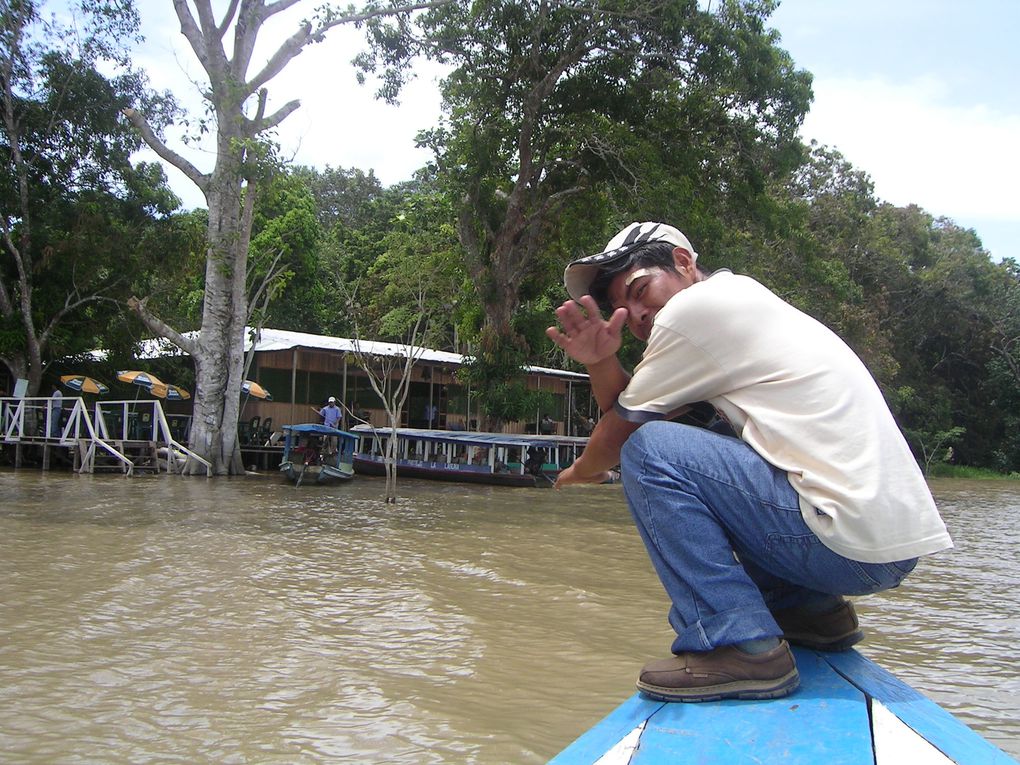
279, 423, 358, 486
350, 425, 590, 487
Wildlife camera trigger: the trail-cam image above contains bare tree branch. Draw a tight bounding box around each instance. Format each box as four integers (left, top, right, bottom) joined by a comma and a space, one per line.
252, 99, 302, 132
245, 21, 313, 94
246, 248, 286, 325
313, 0, 453, 37
127, 296, 198, 356
172, 0, 210, 69
216, 0, 243, 37
39, 279, 121, 350
246, 0, 452, 96
122, 107, 210, 192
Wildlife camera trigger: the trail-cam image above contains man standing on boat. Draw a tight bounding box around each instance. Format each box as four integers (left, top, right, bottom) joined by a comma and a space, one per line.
316, 396, 342, 429
314, 396, 343, 454
546, 222, 953, 703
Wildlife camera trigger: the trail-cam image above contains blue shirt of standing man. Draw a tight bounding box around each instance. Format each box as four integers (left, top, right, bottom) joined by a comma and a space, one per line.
318, 397, 342, 428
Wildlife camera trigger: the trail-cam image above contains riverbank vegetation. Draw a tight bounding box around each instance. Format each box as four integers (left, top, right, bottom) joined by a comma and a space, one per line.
928, 464, 1020, 481
3, 0, 1019, 475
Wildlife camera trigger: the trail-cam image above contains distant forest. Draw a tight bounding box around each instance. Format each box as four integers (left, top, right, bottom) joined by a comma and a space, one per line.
4, 0, 1020, 474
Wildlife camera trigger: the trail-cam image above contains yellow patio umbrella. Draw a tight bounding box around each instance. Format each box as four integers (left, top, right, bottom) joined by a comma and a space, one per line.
117, 370, 165, 390
240, 379, 272, 420
241, 380, 272, 400
150, 382, 191, 401
60, 374, 109, 395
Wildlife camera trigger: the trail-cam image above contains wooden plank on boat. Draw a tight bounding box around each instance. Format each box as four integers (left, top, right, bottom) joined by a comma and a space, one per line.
547, 696, 665, 765
632, 650, 873, 763
549, 648, 1017, 764
872, 699, 954, 764
823, 650, 1016, 764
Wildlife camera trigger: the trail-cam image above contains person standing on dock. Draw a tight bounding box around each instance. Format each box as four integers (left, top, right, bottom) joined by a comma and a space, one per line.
49, 386, 63, 438
547, 222, 953, 703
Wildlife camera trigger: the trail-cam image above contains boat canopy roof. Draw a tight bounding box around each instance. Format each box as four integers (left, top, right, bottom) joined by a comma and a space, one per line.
350, 425, 588, 449
283, 423, 358, 439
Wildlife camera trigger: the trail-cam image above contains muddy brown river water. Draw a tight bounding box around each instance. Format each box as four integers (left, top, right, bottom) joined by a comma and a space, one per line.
0, 471, 1017, 763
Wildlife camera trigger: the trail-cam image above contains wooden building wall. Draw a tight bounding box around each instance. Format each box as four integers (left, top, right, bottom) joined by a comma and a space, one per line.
239, 347, 590, 438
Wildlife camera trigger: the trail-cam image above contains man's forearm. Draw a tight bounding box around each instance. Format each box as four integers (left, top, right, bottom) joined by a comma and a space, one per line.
571, 409, 638, 478
587, 356, 631, 413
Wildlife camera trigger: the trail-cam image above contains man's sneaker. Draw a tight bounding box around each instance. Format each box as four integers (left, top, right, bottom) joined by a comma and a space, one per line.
772, 599, 864, 652
636, 641, 799, 702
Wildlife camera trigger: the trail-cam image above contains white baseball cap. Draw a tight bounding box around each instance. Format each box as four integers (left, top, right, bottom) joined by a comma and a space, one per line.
328, 396, 336, 403
563, 222, 698, 301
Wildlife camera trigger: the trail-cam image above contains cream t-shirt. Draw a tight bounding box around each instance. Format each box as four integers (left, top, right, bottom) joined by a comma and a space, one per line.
616, 271, 952, 564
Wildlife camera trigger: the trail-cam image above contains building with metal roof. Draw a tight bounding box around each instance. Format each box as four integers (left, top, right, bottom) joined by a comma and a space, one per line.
241, 327, 593, 440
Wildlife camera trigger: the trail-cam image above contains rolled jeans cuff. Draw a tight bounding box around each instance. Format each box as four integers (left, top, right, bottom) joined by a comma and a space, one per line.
670, 603, 781, 653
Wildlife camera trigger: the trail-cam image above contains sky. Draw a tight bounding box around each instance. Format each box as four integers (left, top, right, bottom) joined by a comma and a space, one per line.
131, 0, 1020, 263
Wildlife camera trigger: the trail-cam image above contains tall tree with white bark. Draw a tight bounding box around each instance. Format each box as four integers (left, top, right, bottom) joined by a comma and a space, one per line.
124, 0, 448, 474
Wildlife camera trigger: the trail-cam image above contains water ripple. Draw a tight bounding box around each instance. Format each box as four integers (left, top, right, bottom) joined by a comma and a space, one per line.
0, 472, 1017, 762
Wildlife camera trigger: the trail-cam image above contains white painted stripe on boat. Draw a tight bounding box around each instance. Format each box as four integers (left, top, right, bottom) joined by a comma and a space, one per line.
593, 721, 645, 765
873, 699, 955, 764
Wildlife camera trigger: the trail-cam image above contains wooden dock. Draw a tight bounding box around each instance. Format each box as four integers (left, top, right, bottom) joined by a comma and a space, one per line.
549, 647, 1016, 764
239, 444, 284, 472
2, 396, 211, 476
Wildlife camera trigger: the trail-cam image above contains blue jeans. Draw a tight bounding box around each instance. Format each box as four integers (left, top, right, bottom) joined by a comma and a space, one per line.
620, 421, 917, 653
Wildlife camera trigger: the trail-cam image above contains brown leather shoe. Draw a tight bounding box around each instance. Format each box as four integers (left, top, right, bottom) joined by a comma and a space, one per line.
636, 641, 799, 702
772, 599, 864, 651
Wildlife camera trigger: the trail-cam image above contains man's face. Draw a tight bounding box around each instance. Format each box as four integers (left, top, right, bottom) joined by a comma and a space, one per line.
606, 252, 696, 341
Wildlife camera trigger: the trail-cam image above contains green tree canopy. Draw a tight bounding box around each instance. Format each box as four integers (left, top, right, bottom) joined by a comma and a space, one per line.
0, 0, 176, 393
357, 0, 812, 420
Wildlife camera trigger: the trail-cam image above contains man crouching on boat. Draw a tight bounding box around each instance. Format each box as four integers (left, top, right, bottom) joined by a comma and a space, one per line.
546, 222, 953, 703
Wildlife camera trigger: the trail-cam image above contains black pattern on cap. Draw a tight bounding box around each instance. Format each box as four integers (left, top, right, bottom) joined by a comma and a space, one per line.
562, 222, 697, 301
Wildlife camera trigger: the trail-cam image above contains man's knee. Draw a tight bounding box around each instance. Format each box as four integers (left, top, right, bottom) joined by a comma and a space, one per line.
623, 421, 745, 485
623, 420, 691, 464
620, 420, 693, 448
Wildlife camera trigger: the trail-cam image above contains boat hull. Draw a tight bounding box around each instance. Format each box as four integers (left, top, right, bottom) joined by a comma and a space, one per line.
280, 460, 354, 485
352, 456, 552, 488
350, 425, 588, 488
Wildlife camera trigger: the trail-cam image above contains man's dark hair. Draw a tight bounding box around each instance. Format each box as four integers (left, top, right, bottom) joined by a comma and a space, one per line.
588, 241, 678, 311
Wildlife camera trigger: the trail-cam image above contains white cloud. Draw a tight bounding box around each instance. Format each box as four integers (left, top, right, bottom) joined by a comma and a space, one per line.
270, 29, 447, 184
135, 7, 1018, 261
802, 76, 1020, 223
132, 11, 446, 208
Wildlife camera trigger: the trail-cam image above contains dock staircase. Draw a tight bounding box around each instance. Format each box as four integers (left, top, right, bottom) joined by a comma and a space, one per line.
79, 438, 161, 474
2, 396, 211, 476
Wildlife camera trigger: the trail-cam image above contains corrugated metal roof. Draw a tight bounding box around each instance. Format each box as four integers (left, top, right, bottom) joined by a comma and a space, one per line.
127, 326, 587, 380
246, 327, 465, 365
245, 327, 588, 380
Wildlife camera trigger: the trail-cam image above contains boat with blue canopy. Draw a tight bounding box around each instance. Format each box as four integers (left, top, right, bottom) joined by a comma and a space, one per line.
350, 425, 591, 487
279, 423, 358, 486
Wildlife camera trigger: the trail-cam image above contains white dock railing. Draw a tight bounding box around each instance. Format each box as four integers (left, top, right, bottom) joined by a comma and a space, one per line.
1, 396, 211, 476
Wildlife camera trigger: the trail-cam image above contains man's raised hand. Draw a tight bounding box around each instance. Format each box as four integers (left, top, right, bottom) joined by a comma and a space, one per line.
546, 295, 628, 367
